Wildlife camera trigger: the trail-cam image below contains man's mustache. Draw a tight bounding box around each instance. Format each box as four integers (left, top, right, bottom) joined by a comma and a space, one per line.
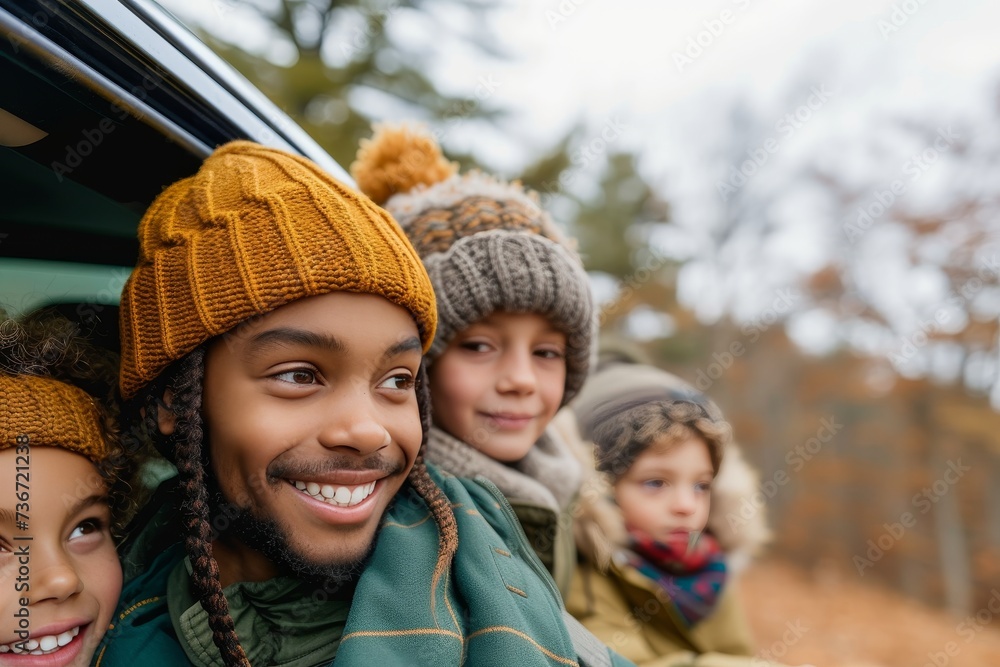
267, 455, 404, 480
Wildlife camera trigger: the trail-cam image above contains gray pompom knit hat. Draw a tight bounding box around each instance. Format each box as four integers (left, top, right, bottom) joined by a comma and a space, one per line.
351, 124, 596, 405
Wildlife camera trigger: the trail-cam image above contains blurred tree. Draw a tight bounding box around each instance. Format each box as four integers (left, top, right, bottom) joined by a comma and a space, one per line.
521, 144, 667, 278
166, 0, 508, 167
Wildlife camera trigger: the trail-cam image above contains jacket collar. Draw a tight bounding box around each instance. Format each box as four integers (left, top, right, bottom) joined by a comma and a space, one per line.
167, 556, 349, 667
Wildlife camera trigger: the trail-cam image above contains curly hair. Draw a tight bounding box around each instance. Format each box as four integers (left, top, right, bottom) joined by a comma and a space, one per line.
0, 308, 146, 536
129, 345, 458, 667
591, 399, 732, 482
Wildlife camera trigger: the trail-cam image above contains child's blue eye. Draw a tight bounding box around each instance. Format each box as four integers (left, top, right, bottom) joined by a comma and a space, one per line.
642, 479, 666, 489
273, 369, 317, 384
379, 374, 415, 391
695, 482, 712, 493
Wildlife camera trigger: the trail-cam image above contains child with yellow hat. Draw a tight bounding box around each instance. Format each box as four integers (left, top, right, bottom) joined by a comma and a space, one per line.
0, 311, 137, 665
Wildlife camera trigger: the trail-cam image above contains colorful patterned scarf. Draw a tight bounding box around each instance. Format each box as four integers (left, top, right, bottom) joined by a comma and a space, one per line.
625, 529, 727, 627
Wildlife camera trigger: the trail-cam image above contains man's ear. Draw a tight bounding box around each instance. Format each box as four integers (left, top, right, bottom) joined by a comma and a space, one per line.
157, 389, 177, 436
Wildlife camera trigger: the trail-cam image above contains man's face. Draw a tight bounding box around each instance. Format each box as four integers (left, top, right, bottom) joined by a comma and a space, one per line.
200, 292, 424, 581
0, 447, 121, 666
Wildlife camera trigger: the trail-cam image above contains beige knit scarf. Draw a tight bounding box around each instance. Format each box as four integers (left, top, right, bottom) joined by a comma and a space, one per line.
425, 425, 582, 512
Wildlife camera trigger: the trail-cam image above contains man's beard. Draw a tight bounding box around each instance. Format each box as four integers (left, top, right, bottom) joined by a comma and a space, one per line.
206, 473, 376, 592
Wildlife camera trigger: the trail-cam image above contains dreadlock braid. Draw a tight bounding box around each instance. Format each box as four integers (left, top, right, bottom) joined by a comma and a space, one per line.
406, 362, 458, 582
170, 348, 250, 667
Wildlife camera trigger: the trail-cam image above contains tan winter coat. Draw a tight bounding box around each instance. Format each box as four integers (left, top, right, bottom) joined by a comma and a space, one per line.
551, 408, 783, 667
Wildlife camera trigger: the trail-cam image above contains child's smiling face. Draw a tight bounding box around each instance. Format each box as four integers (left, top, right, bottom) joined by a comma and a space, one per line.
0, 447, 121, 666
614, 436, 715, 543
429, 312, 567, 462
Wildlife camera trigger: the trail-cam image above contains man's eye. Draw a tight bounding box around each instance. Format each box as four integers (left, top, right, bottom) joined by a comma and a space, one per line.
273, 369, 317, 384
69, 519, 104, 540
379, 374, 415, 391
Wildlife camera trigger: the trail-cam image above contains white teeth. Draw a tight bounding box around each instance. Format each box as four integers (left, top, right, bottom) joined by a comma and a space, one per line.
0, 626, 79, 655
350, 486, 365, 504
289, 479, 377, 507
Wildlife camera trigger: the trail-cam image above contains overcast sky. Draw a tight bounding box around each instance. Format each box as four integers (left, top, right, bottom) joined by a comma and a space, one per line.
163, 0, 1000, 400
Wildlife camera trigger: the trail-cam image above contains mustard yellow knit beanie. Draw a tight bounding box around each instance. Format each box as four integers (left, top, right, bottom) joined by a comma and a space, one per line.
0, 373, 110, 462
119, 141, 437, 399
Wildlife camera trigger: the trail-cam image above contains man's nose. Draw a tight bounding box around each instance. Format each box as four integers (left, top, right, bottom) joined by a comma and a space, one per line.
316, 384, 391, 455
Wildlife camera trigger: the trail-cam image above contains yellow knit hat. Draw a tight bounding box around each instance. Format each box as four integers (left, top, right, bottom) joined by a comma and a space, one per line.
119, 141, 437, 399
0, 374, 110, 462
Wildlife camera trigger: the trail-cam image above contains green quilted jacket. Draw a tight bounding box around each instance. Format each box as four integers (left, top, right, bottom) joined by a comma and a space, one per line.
93, 464, 632, 667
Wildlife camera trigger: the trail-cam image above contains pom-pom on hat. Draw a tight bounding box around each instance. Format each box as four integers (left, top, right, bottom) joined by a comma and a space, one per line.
0, 373, 110, 462
352, 124, 596, 406
119, 140, 437, 399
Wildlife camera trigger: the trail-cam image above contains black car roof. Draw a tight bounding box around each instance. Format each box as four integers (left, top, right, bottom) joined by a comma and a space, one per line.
0, 0, 349, 320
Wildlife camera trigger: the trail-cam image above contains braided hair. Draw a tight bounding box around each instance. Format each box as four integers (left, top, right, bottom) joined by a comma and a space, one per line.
134, 350, 457, 667
134, 348, 248, 667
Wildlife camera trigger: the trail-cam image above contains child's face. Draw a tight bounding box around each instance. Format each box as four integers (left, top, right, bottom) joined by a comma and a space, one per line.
429, 312, 567, 462
0, 447, 121, 666
198, 291, 424, 580
614, 436, 714, 543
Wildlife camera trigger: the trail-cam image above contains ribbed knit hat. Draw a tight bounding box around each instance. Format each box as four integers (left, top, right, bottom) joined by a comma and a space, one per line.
572, 361, 727, 480
1, 373, 110, 462
351, 124, 595, 405
119, 140, 437, 399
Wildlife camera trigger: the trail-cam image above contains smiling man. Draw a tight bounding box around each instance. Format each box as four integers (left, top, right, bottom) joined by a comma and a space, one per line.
95, 142, 632, 667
